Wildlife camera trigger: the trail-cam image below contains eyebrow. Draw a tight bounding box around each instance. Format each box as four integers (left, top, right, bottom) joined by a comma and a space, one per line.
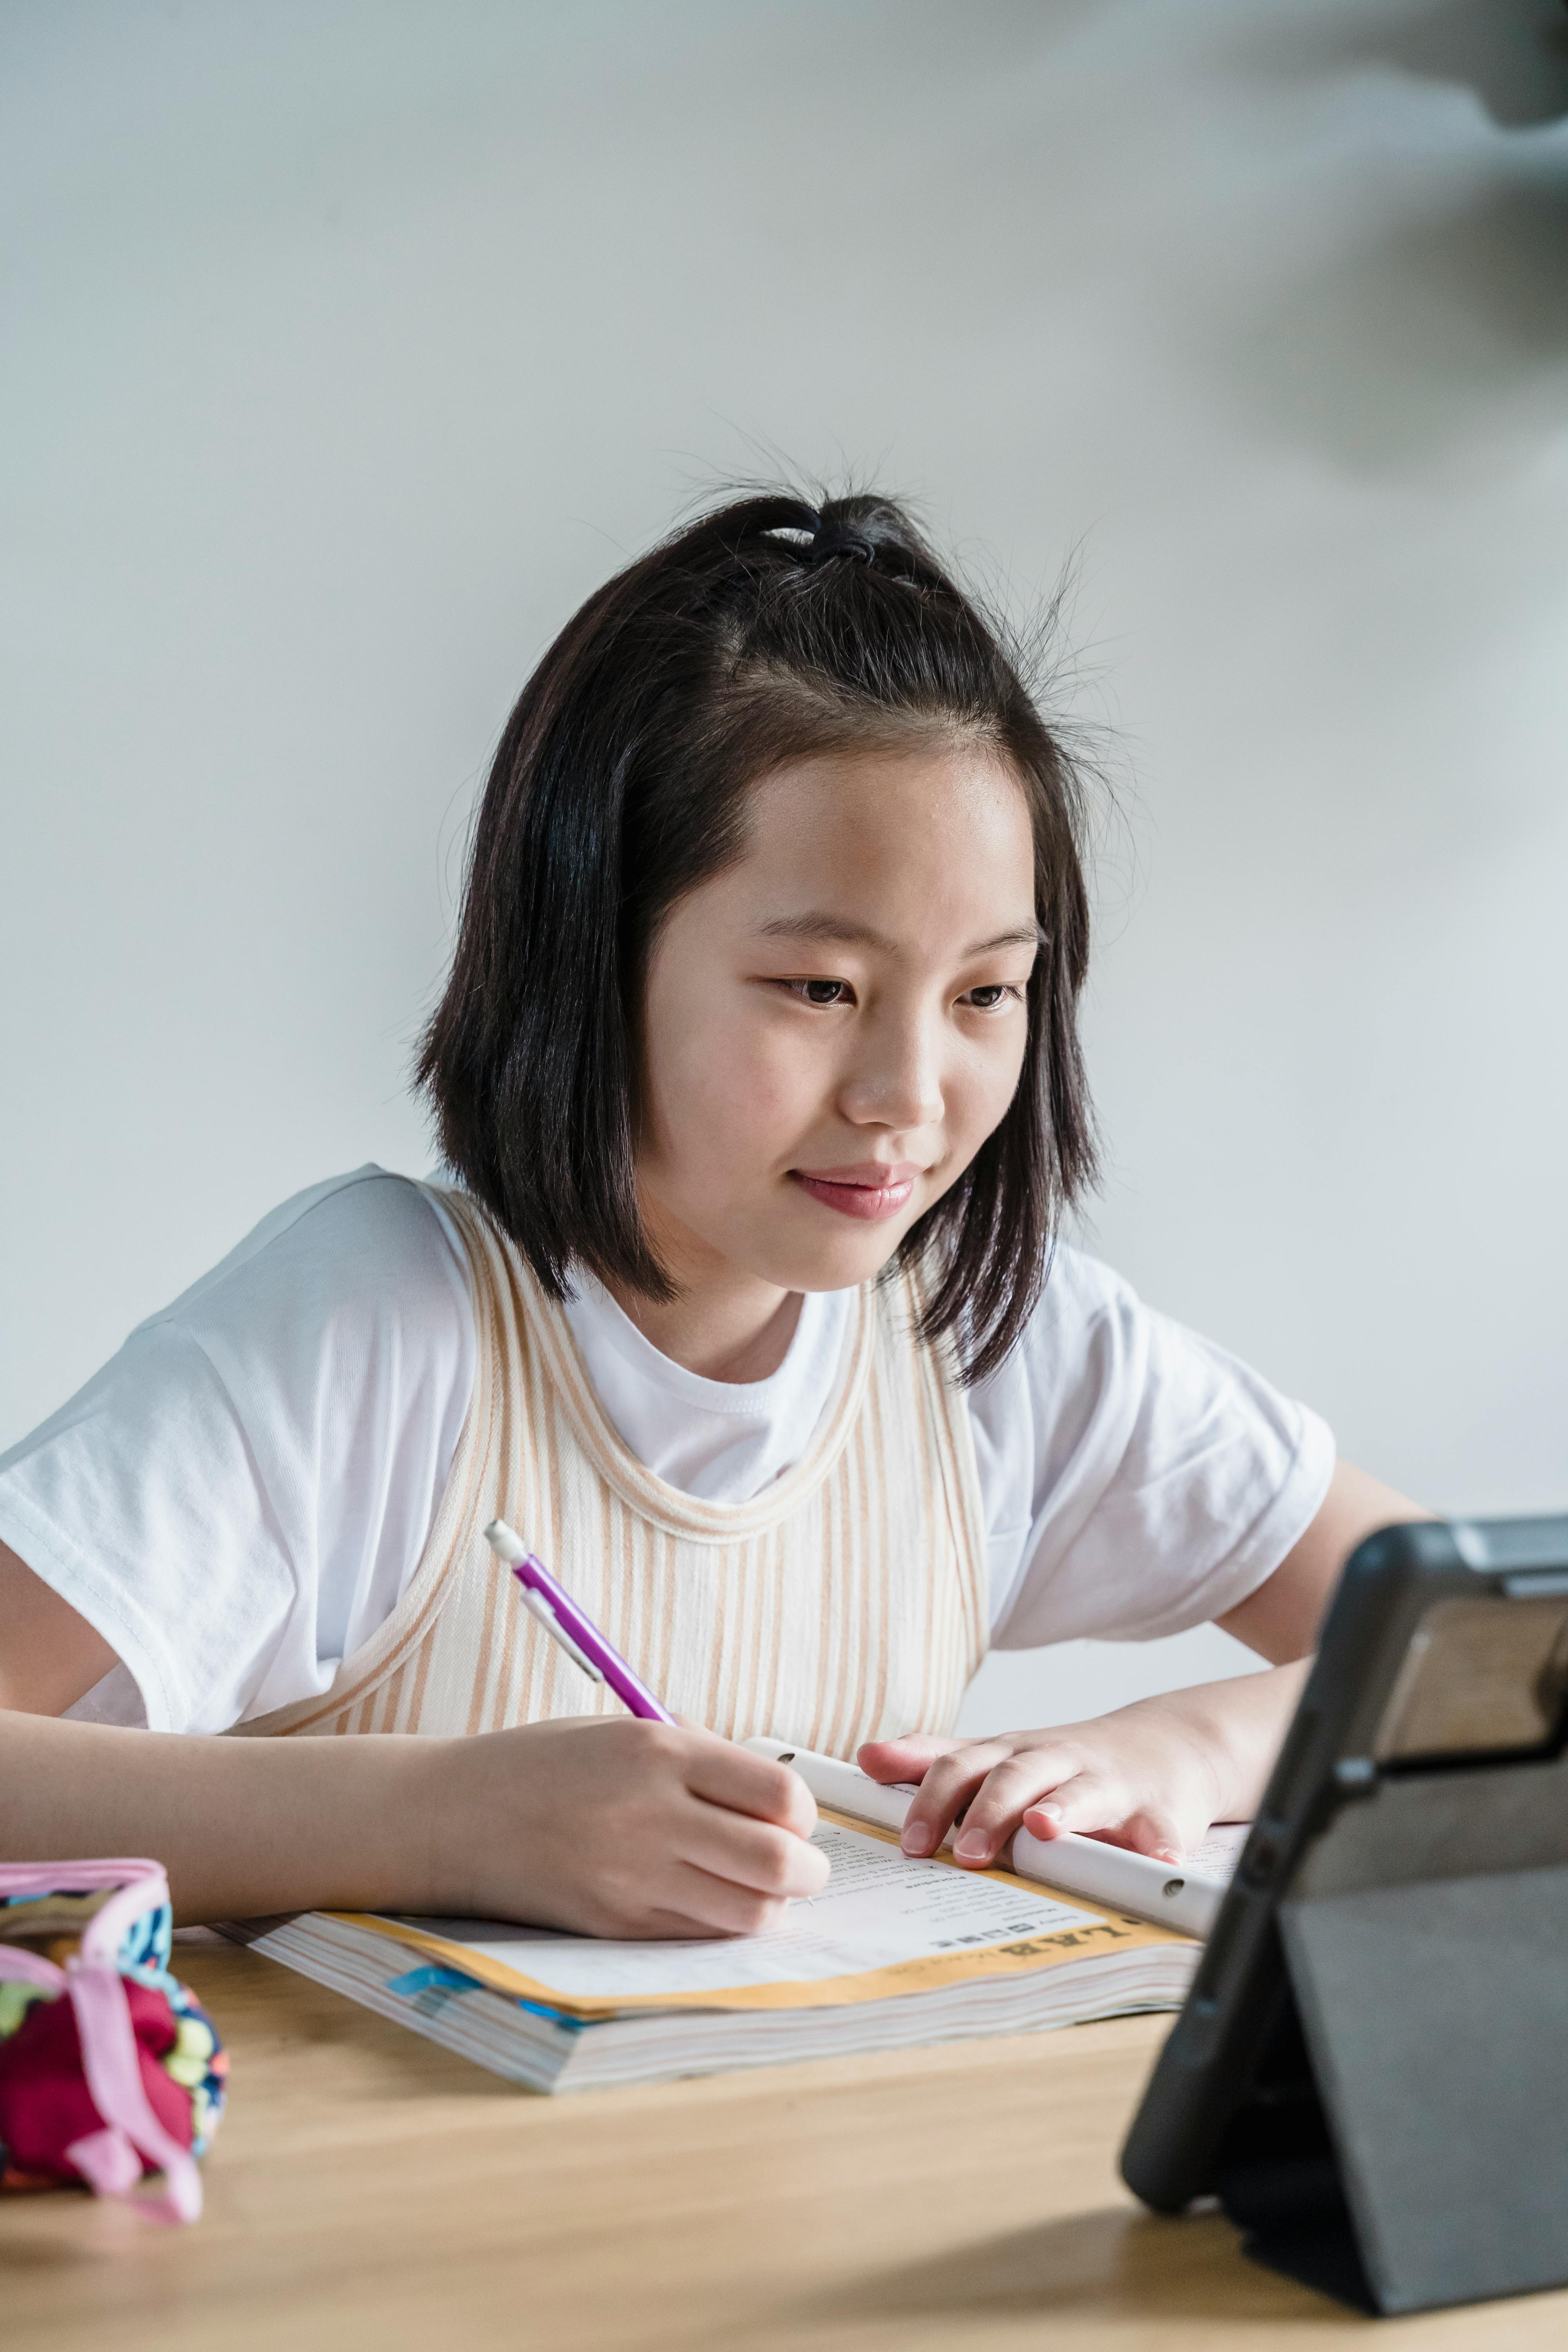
757, 913, 1045, 957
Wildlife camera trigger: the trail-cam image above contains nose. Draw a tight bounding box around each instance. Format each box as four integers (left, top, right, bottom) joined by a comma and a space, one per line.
839, 1000, 945, 1134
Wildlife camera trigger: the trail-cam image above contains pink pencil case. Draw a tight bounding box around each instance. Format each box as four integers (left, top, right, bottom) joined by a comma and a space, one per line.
0, 1858, 227, 2223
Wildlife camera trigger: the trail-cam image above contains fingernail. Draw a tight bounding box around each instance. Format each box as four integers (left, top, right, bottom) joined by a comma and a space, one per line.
900, 1821, 933, 1856
954, 1829, 991, 1861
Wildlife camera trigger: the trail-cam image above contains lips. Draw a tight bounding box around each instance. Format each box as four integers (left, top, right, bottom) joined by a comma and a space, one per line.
790, 1163, 922, 1222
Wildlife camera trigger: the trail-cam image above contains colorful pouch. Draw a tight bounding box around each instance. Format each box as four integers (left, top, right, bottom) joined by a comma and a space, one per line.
0, 1858, 227, 2223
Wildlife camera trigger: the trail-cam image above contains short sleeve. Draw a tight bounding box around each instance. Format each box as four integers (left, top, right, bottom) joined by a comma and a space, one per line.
0, 1168, 474, 1733
971, 1249, 1336, 1649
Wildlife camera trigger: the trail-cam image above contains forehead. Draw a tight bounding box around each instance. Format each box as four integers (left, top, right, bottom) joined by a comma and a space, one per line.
730, 742, 1036, 939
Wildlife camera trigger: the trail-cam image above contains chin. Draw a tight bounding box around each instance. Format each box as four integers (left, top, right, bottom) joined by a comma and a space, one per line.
751, 1228, 909, 1298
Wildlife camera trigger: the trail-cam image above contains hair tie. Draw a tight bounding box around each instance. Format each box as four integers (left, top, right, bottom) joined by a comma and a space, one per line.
808, 519, 876, 568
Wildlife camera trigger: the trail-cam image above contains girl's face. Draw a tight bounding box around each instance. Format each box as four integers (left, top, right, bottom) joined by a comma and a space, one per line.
637, 742, 1040, 1301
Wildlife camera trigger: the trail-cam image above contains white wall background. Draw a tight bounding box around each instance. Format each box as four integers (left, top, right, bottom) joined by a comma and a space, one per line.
4, 0, 1566, 1733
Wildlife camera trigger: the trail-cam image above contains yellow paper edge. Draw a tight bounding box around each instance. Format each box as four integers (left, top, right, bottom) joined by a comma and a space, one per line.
319, 1809, 1195, 2020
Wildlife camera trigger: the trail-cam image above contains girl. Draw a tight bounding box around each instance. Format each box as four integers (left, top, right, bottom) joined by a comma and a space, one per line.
0, 491, 1420, 1935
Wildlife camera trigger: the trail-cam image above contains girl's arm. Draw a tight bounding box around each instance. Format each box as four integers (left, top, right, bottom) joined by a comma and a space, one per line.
859, 1459, 1430, 1867
0, 1541, 827, 1933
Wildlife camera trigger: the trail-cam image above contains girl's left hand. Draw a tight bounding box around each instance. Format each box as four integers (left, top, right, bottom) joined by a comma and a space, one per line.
857, 1697, 1230, 1869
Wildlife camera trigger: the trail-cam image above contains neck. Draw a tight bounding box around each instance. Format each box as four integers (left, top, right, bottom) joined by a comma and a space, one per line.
603, 1200, 802, 1383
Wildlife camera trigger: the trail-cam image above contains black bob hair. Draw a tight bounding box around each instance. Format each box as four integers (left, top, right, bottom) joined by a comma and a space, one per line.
418, 489, 1098, 1385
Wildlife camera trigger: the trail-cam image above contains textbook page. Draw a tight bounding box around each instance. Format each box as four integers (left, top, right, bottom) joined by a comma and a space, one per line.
1189, 1825, 1249, 1875
334, 1811, 1187, 2018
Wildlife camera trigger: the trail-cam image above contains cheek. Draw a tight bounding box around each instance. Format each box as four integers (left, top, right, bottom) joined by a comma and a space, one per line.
642, 995, 821, 1174
947, 1027, 1029, 1149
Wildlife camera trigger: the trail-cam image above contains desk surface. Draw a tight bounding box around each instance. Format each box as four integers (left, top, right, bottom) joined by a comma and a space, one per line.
4, 1940, 1564, 2351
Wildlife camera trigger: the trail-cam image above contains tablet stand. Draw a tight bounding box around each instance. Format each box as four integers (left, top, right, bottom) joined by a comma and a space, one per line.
1210, 1753, 1568, 2315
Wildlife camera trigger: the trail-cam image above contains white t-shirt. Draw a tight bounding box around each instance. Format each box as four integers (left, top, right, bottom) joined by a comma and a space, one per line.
0, 1166, 1335, 1736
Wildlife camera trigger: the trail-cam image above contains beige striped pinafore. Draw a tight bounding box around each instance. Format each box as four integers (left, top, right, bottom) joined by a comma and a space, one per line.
236, 1188, 988, 1757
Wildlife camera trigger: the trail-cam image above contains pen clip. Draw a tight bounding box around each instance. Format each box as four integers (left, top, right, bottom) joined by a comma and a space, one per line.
515, 1581, 605, 1686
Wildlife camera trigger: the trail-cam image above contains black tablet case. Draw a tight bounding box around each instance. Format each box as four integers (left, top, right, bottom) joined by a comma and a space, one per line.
1121, 1518, 1568, 2317
1217, 1754, 1568, 2312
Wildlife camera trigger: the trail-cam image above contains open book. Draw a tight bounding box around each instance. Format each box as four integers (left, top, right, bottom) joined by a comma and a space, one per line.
224, 1751, 1243, 2094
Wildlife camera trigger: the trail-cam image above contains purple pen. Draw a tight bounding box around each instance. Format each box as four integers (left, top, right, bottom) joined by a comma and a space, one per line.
482, 1519, 676, 1724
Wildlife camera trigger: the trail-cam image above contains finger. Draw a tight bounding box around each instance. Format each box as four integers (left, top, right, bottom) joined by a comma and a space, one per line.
1018, 1770, 1158, 1852
682, 1737, 819, 1839
636, 1908, 742, 1941
896, 1740, 1016, 1856
1022, 1778, 1196, 1865
1102, 1808, 1192, 1865
856, 1733, 960, 1784
659, 1858, 805, 1938
947, 1751, 1095, 1867
678, 1803, 831, 1902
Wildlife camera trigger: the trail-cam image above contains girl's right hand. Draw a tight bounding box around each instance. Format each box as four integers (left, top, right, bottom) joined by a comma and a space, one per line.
426, 1715, 829, 1938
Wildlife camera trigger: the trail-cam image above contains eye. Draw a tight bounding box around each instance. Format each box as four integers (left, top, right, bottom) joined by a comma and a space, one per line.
783, 978, 855, 1007
960, 983, 1022, 1011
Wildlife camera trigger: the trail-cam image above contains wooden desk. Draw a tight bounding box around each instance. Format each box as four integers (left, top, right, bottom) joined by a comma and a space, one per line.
4, 1940, 1564, 2350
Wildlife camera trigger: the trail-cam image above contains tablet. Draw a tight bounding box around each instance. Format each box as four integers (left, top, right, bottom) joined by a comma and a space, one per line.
1120, 1514, 1568, 2315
